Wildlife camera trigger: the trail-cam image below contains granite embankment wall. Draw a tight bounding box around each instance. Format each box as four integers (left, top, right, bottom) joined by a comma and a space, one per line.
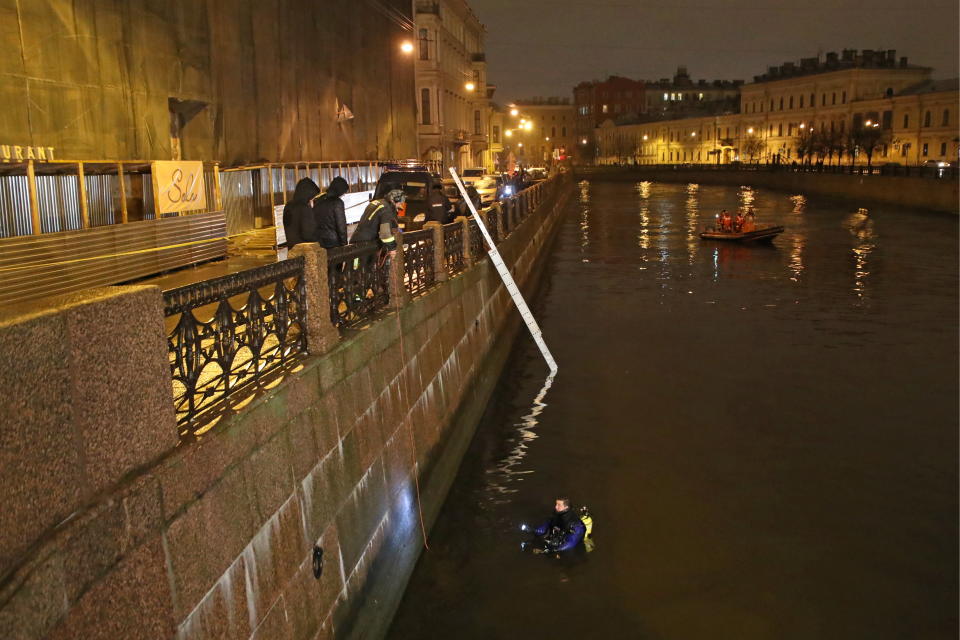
0, 178, 573, 640
579, 167, 959, 213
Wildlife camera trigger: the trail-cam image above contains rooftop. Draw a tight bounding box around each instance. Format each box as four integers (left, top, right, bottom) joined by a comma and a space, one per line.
750, 49, 929, 84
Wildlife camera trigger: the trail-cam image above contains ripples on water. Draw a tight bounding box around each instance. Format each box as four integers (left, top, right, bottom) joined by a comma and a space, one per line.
390, 180, 958, 640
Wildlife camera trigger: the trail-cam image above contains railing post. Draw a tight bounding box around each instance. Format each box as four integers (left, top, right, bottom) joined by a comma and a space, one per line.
117, 163, 128, 223
26, 159, 41, 234
424, 221, 447, 282
457, 216, 473, 267
77, 162, 90, 229
287, 244, 340, 355
389, 231, 411, 310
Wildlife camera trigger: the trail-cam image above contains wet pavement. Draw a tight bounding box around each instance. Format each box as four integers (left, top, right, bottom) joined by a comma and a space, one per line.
388, 180, 958, 639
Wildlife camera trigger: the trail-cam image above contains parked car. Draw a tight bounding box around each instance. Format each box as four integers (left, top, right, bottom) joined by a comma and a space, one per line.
373, 164, 443, 232
459, 168, 487, 184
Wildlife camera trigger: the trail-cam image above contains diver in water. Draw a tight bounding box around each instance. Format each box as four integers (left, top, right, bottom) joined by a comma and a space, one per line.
521, 497, 587, 554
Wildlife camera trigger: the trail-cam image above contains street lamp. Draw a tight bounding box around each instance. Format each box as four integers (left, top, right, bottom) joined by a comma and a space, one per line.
505, 129, 513, 137
510, 108, 519, 117
400, 41, 414, 54
747, 127, 754, 134
524, 121, 533, 131
581, 138, 588, 145
465, 82, 476, 92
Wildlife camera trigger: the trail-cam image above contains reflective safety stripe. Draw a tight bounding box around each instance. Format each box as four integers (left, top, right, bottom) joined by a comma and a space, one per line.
380, 235, 394, 243
367, 203, 384, 220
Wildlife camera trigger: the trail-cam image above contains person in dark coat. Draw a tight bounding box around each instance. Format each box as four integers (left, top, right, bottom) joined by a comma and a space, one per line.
282, 178, 321, 248
352, 188, 403, 251
314, 176, 349, 249
426, 182, 453, 224
454, 185, 481, 218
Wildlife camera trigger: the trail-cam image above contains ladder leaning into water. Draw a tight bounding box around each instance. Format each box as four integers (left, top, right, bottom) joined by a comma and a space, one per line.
448, 168, 558, 375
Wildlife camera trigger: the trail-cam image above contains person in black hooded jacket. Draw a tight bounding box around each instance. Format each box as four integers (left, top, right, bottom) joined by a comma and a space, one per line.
314, 176, 349, 249
283, 178, 321, 248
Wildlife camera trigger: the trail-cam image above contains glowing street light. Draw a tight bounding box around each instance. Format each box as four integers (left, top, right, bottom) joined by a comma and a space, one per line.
581, 138, 588, 145
505, 129, 513, 137
799, 123, 806, 129
510, 108, 519, 117
747, 127, 754, 134
524, 121, 533, 131
642, 134, 648, 140
400, 41, 414, 54
518, 143, 524, 147
690, 132, 696, 137
465, 82, 476, 92
545, 137, 550, 141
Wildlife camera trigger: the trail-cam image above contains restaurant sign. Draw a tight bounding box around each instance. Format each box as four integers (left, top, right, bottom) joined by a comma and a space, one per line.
152, 161, 207, 215
1, 144, 56, 162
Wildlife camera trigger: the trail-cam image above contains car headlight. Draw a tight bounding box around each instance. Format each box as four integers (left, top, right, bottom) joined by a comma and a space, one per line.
413, 214, 426, 222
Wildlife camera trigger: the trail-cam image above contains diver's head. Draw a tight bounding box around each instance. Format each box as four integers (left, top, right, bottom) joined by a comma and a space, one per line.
554, 497, 571, 514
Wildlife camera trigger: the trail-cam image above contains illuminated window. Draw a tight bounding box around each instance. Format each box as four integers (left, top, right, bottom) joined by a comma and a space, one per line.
663, 92, 669, 101
922, 143, 928, 156
698, 92, 704, 100
602, 104, 608, 113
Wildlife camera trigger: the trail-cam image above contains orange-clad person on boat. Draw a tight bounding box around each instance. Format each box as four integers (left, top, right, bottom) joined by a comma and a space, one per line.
742, 208, 757, 233
720, 210, 733, 232
734, 211, 745, 232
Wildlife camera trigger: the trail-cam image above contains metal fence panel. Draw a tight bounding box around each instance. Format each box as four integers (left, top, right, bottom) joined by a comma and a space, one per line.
0, 175, 34, 237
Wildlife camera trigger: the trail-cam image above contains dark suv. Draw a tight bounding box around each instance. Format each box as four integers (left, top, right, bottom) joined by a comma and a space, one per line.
373, 165, 443, 232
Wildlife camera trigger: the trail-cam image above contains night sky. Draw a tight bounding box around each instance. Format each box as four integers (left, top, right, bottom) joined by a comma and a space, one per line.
470, 0, 960, 103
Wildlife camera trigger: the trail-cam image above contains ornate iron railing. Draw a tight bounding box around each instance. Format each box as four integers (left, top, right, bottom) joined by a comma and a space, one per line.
468, 219, 484, 260
164, 257, 307, 431
443, 222, 465, 275
486, 206, 500, 244
326, 242, 390, 328
402, 229, 435, 295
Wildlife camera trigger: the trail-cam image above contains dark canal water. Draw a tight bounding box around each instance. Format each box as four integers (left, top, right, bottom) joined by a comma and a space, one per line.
388, 180, 958, 639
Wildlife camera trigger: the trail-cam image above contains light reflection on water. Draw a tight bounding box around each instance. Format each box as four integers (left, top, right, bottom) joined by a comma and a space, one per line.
483, 374, 555, 504
390, 180, 959, 640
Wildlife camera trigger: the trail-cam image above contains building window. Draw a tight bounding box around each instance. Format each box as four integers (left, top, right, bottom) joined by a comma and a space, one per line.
842, 91, 847, 104
810, 93, 815, 107
789, 96, 794, 109
770, 99, 774, 111
418, 29, 430, 60
924, 111, 931, 127
882, 110, 893, 129
942, 109, 950, 126
881, 144, 887, 157
420, 88, 431, 125
551, 126, 556, 137
562, 127, 566, 136
602, 104, 608, 113
822, 94, 826, 106
474, 110, 481, 135
779, 97, 784, 110
901, 143, 909, 157
832, 92, 836, 105
492, 125, 500, 143
663, 92, 668, 101
839, 120, 844, 133
903, 113, 909, 128
940, 142, 947, 156
788, 123, 793, 135
922, 143, 928, 156
778, 123, 783, 136
799, 95, 804, 108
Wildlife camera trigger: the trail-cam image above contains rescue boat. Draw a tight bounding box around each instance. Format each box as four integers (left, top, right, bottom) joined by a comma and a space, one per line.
699, 225, 785, 243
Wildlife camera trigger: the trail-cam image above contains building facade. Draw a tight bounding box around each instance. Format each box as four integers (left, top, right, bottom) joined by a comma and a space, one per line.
510, 98, 576, 166
414, 0, 494, 170
0, 0, 419, 165
573, 76, 646, 144
596, 51, 958, 168
644, 67, 742, 120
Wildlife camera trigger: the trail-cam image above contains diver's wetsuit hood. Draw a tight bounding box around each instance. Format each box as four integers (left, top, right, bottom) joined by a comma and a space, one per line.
292, 178, 321, 204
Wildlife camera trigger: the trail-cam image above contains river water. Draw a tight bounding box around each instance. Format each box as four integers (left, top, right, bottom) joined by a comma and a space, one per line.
388, 180, 958, 639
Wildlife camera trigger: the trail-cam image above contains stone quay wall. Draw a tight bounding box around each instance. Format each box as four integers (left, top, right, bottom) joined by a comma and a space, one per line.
578, 166, 959, 213
0, 177, 573, 640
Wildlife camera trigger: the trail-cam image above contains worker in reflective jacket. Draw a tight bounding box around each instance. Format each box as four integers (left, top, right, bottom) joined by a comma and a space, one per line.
352, 188, 403, 251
